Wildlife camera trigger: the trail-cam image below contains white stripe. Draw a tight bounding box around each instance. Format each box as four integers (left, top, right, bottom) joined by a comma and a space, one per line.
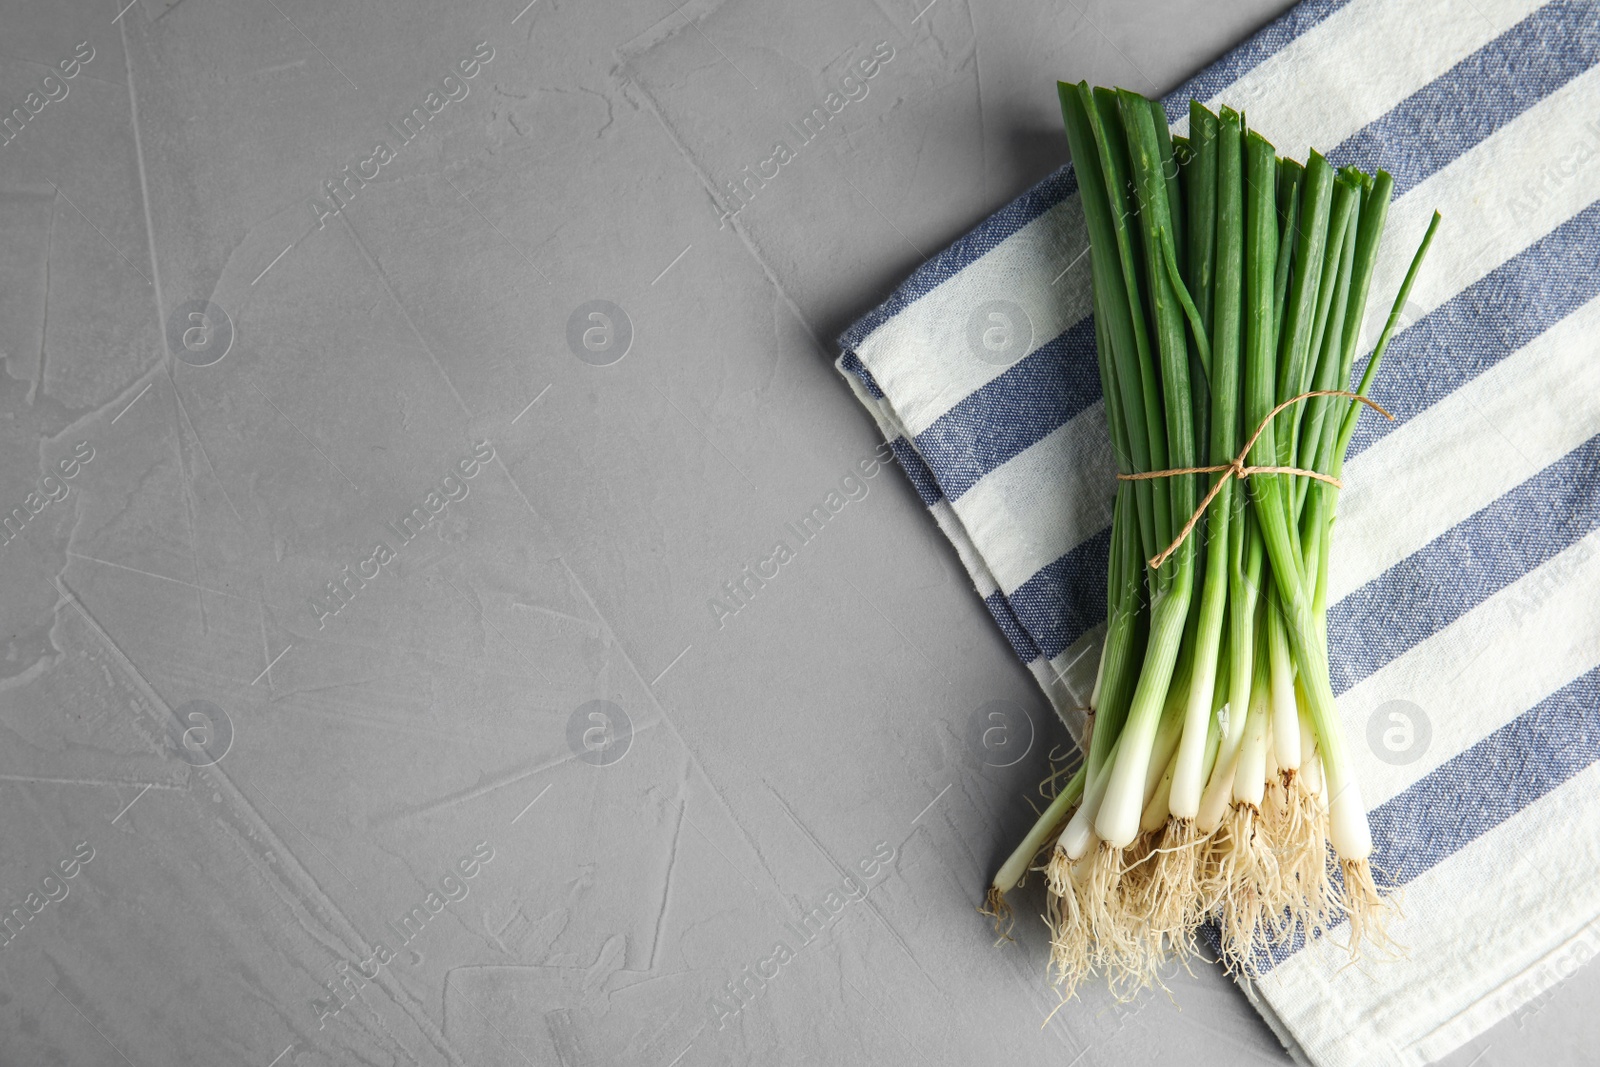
853, 194, 1092, 437
1339, 529, 1600, 809
836, 369, 1000, 601
1264, 760, 1600, 1067
928, 499, 999, 599
1410, 799, 1600, 1065
836, 367, 1030, 696
837, 354, 907, 449
1333, 291, 1600, 602
1036, 624, 1105, 731
950, 403, 1115, 594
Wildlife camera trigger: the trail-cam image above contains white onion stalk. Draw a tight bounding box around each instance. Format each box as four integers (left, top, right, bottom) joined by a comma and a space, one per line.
1231, 665, 1270, 808
1297, 711, 1318, 792
1058, 732, 1122, 861
1301, 740, 1324, 802
1094, 582, 1195, 849
1285, 643, 1371, 860
1196, 744, 1241, 834
988, 763, 1086, 899
1140, 748, 1177, 833
1169, 524, 1234, 821
1169, 643, 1222, 819
1266, 603, 1301, 778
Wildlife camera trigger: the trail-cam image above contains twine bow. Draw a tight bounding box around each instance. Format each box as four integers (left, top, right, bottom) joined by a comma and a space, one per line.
1118, 389, 1394, 569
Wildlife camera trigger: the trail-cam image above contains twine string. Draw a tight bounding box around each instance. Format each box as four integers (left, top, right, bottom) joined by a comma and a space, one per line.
1118, 390, 1394, 570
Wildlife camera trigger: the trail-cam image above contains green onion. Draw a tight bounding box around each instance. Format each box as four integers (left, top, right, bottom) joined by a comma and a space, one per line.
987, 82, 1441, 994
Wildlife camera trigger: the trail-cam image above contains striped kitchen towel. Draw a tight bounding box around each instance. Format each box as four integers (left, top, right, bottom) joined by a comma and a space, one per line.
834, 2, 1600, 1065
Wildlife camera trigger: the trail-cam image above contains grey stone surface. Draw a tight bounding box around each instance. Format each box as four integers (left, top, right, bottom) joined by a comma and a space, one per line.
0, 1, 1591, 1065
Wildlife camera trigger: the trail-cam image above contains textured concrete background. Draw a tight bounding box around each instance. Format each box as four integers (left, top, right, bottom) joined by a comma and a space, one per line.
0, 1, 1594, 1064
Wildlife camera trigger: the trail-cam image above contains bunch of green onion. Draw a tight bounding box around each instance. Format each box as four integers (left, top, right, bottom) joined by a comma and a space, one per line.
982, 81, 1440, 994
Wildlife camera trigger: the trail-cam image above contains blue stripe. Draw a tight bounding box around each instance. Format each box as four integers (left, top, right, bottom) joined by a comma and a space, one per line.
913, 318, 1101, 501
888, 437, 944, 507
836, 169, 1080, 355
1329, 434, 1600, 695
1160, 0, 1354, 123
1368, 664, 1600, 885
1351, 199, 1600, 457
984, 591, 1043, 662
1006, 527, 1111, 662
1252, 662, 1600, 974
1328, 1, 1600, 197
